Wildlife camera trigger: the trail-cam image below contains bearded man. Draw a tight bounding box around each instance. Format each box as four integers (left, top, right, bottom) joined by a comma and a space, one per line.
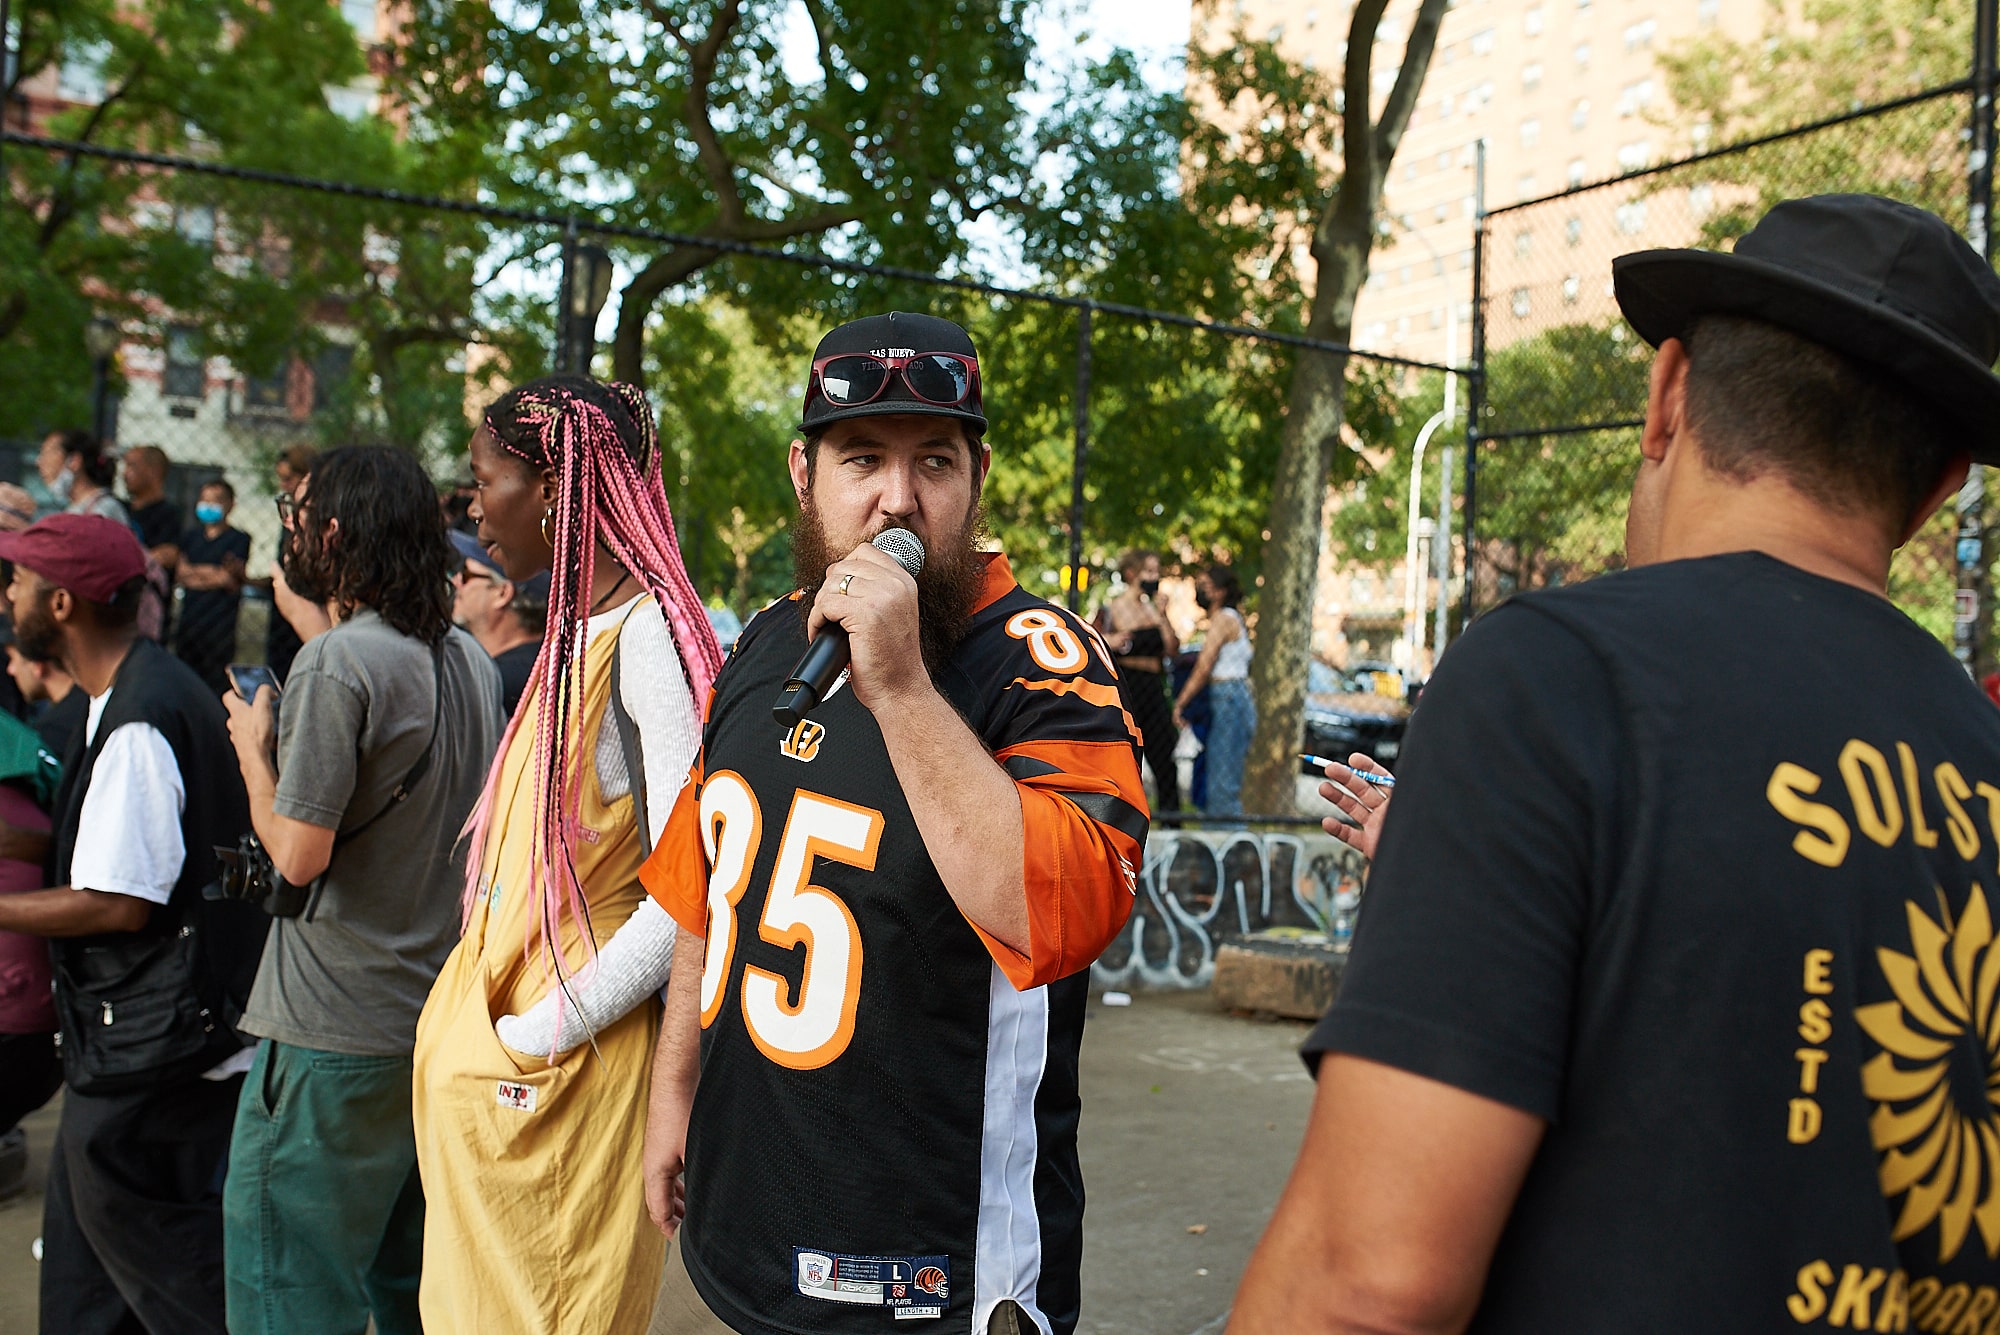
639, 312, 1148, 1335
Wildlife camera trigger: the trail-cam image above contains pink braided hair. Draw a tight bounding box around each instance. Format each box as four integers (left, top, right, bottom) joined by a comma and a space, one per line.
459, 376, 722, 1011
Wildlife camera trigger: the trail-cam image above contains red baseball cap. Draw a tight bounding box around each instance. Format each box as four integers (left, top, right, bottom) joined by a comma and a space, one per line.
0, 514, 148, 602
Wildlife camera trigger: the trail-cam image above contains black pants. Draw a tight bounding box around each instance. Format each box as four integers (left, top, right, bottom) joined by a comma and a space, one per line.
41, 1073, 241, 1335
0, 1030, 62, 1134
1117, 666, 1180, 812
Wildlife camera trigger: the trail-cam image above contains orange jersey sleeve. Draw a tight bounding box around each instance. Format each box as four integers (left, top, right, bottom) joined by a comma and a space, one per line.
640, 752, 708, 937
973, 737, 1148, 990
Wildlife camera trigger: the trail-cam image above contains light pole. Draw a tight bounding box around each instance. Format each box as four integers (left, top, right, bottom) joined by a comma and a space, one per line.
85, 316, 120, 445
555, 231, 614, 376
1396, 202, 1471, 678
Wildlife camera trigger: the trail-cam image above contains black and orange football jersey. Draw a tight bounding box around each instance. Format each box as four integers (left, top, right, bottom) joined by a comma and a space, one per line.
642, 553, 1147, 1335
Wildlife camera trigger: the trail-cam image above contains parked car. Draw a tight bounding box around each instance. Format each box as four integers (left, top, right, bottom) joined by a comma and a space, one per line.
1301, 660, 1410, 774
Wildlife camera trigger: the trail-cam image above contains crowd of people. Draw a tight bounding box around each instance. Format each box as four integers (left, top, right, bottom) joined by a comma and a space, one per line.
1, 190, 1997, 1335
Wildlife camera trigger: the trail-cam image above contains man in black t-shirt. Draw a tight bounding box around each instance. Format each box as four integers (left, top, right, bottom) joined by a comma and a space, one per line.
121, 446, 181, 560
1233, 196, 2000, 1332
174, 480, 250, 695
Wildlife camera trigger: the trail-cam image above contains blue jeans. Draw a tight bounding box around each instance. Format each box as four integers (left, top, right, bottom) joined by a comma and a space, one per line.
1204, 679, 1255, 817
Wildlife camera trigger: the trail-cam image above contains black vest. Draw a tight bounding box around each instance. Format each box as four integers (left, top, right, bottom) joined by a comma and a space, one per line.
48, 639, 264, 1091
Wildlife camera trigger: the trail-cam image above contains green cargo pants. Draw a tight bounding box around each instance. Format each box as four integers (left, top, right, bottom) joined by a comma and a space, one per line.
222, 1041, 425, 1335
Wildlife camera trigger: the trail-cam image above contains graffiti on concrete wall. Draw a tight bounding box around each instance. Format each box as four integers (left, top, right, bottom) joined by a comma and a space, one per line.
1091, 828, 1367, 990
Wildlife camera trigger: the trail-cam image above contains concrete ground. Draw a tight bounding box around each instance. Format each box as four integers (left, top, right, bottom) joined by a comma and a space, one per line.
0, 990, 1314, 1335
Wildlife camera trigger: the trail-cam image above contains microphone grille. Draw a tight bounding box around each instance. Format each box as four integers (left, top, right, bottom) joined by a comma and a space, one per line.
872, 527, 927, 576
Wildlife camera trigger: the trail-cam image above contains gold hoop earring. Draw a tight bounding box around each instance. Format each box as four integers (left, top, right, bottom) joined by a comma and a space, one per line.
541, 509, 554, 545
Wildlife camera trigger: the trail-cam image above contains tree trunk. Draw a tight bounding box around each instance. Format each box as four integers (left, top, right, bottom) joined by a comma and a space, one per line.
1238, 0, 1449, 816
610, 244, 720, 387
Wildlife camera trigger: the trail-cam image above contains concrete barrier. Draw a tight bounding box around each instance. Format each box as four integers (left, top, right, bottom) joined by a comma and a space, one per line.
1091, 827, 1366, 992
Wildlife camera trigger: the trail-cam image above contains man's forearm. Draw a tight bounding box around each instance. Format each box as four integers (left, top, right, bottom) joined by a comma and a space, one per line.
239, 750, 334, 884
874, 685, 1028, 953
654, 934, 703, 1099
0, 885, 150, 936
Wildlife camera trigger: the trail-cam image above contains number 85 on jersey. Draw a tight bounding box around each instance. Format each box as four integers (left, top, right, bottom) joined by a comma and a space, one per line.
696, 771, 884, 1071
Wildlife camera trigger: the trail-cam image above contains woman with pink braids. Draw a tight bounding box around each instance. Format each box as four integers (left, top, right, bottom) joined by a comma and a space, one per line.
411, 375, 721, 1333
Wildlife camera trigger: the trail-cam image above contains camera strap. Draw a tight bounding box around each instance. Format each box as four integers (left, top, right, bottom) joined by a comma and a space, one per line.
302, 641, 447, 921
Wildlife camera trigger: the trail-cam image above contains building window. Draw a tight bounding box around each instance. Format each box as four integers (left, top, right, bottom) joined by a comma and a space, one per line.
1574, 42, 1590, 67
1522, 61, 1543, 90
1617, 140, 1653, 171
1520, 118, 1541, 148
311, 345, 355, 411
1697, 0, 1719, 26
1568, 158, 1587, 187
1571, 98, 1590, 131
1429, 307, 1444, 330
163, 326, 205, 400
1511, 288, 1532, 318
1615, 200, 1648, 234
1514, 229, 1534, 258
1689, 183, 1715, 216
341, 0, 377, 36
1618, 79, 1656, 116
1517, 173, 1538, 199
1623, 18, 1657, 51
1440, 92, 1455, 116
1470, 27, 1496, 56
173, 205, 216, 248
1565, 216, 1583, 246
1524, 6, 1545, 36
1562, 274, 1581, 304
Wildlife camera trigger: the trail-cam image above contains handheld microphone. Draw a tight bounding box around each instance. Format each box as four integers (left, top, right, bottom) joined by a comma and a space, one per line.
773, 527, 926, 727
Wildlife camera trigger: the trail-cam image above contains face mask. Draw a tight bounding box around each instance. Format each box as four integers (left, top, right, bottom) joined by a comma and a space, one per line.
51, 466, 74, 499
195, 502, 225, 526
1138, 578, 1160, 598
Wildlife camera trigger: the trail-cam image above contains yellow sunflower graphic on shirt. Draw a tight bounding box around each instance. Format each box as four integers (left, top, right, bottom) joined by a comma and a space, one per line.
1856, 884, 2000, 1264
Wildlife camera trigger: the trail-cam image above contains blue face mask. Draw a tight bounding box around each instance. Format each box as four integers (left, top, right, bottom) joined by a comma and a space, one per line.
196, 502, 225, 525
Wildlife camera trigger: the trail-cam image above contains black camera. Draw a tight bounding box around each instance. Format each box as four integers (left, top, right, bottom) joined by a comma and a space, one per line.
208, 833, 319, 919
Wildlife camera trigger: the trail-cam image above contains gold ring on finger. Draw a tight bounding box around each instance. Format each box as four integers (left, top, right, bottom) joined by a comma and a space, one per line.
839, 574, 855, 596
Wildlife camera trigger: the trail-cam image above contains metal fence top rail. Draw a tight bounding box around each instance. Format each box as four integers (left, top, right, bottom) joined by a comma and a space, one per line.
1486, 78, 1975, 221
4, 130, 1468, 377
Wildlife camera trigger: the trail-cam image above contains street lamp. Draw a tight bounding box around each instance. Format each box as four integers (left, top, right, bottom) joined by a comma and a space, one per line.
556, 239, 614, 375
1395, 205, 1472, 678
84, 316, 120, 445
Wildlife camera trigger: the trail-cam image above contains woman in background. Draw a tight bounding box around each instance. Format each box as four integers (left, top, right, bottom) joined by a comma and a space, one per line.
1173, 563, 1254, 818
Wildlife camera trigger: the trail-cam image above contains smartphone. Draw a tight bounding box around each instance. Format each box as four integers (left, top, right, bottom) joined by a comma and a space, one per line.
227, 664, 281, 703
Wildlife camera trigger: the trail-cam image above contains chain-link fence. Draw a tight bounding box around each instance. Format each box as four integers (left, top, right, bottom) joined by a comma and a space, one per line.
1467, 81, 1980, 624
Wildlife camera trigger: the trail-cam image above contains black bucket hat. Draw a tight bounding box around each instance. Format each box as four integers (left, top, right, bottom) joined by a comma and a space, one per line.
1613, 193, 2000, 464
798, 311, 988, 436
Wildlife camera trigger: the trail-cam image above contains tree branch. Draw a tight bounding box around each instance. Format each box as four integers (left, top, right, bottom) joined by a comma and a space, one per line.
676, 0, 748, 228
1372, 0, 1449, 164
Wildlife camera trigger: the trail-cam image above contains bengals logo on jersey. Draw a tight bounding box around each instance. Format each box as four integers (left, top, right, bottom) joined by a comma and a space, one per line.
780, 718, 826, 762
914, 1266, 947, 1298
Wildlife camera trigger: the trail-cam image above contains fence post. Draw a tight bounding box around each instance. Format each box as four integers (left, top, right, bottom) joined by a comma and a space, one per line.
1460, 139, 1487, 629
1961, 0, 1998, 677
1068, 302, 1093, 614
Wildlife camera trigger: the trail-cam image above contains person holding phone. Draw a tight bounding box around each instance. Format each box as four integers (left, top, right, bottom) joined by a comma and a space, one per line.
220, 447, 501, 1335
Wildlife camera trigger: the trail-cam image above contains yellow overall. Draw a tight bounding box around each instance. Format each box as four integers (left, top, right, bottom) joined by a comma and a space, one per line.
413, 604, 664, 1333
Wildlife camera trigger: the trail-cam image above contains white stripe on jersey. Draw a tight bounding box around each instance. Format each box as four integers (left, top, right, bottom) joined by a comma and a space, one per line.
974, 962, 1054, 1335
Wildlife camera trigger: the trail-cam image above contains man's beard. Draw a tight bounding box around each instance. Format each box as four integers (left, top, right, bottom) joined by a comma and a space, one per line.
281, 522, 335, 605
14, 592, 61, 666
791, 496, 989, 681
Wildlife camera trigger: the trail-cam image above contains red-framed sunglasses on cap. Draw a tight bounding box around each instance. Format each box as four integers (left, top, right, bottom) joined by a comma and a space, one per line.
808, 351, 981, 409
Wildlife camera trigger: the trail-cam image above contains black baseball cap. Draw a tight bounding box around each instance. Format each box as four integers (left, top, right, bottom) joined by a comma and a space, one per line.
798, 311, 988, 436
1614, 194, 2000, 463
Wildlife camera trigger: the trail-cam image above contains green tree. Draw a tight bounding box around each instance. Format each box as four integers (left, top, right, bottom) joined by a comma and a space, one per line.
1225, 0, 1452, 815
0, 0, 514, 455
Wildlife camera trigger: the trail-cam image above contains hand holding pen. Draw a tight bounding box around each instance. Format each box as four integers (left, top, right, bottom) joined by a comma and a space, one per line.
1302, 753, 1396, 859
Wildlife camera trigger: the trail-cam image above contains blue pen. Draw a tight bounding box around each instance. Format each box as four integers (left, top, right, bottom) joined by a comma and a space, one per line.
1300, 754, 1397, 788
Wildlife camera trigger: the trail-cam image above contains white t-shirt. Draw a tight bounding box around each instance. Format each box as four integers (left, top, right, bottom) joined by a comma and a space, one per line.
73, 693, 184, 905
73, 689, 254, 1080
